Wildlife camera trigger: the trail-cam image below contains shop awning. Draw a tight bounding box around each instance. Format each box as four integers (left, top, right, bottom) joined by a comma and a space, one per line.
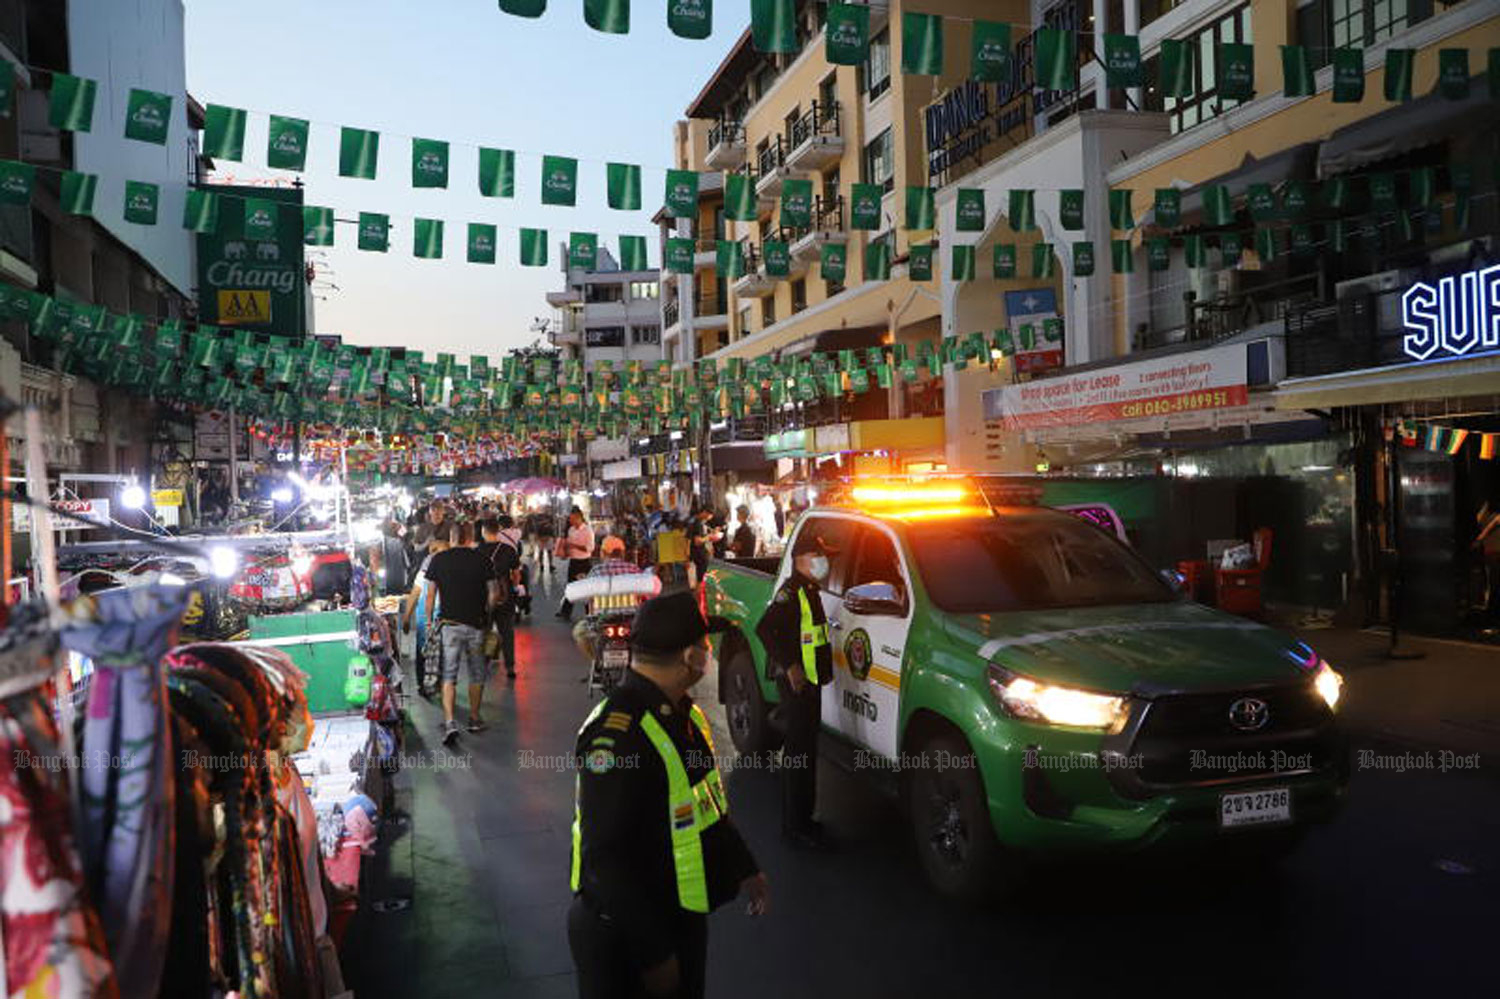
1317, 85, 1498, 177
1275, 352, 1500, 410
777, 324, 888, 358
1176, 143, 1320, 225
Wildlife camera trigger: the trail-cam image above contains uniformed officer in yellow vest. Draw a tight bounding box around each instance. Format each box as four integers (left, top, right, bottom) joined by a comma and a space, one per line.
754, 530, 836, 850
569, 589, 769, 999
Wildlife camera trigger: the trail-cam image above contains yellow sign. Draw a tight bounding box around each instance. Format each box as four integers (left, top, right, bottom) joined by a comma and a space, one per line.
217, 289, 272, 324
152, 489, 184, 508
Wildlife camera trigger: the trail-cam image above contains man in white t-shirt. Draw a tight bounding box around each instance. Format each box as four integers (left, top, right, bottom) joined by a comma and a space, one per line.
556, 506, 596, 622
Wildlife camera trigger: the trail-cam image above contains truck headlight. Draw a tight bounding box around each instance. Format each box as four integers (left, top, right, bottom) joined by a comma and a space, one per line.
1312, 660, 1343, 710
987, 665, 1129, 733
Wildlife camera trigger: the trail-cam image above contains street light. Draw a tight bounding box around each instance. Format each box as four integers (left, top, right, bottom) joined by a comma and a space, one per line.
120, 483, 147, 510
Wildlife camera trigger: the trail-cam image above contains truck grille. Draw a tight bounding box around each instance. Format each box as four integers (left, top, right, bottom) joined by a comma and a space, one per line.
1126, 684, 1341, 787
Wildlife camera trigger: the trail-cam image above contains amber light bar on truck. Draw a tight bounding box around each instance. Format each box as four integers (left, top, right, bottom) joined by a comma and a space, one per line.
835, 477, 994, 521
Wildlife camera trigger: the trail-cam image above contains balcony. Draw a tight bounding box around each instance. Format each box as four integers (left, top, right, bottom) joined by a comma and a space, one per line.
705, 119, 746, 171
786, 101, 844, 172
753, 138, 794, 201
694, 237, 719, 268
731, 244, 776, 298
1134, 272, 1321, 353
545, 289, 582, 308
790, 196, 848, 263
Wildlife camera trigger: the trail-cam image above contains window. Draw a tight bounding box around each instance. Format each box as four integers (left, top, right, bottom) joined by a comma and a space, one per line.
631, 325, 660, 345
584, 284, 623, 303
792, 516, 860, 596
819, 74, 838, 114
860, 29, 891, 100
784, 106, 800, 144
791, 278, 807, 314
629, 281, 658, 300
862, 128, 894, 193
1142, 4, 1252, 136
822, 166, 841, 207
848, 527, 906, 603
1332, 0, 1430, 49
763, 295, 777, 326
585, 326, 624, 347
738, 305, 752, 336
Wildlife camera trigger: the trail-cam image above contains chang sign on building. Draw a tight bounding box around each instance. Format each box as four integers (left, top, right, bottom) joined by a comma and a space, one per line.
1401, 265, 1500, 361
196, 184, 307, 336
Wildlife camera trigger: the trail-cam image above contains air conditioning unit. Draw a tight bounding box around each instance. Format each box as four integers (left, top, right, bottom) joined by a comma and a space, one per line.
1335, 269, 1414, 333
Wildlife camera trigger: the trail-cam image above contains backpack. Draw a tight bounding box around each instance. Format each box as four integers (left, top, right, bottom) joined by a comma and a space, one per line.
490, 535, 521, 604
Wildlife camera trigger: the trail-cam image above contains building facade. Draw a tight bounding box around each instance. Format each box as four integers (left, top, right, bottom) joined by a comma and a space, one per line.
546, 244, 663, 370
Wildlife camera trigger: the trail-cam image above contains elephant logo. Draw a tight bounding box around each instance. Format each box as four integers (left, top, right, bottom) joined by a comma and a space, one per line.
256, 243, 280, 261
224, 241, 247, 260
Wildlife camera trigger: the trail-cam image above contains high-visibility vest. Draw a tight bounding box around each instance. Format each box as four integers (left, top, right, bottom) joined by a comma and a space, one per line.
570, 700, 729, 914
798, 588, 829, 684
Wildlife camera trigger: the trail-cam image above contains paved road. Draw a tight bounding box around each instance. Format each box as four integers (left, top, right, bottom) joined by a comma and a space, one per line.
344, 573, 1500, 998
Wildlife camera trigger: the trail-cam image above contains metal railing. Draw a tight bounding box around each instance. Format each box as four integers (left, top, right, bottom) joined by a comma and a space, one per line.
788, 100, 841, 149
708, 118, 745, 149
756, 136, 786, 176
663, 298, 681, 329
814, 195, 844, 231
1134, 271, 1322, 352
1284, 288, 1404, 379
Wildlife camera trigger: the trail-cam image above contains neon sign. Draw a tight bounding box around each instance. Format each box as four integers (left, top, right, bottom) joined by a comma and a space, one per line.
1401, 265, 1500, 361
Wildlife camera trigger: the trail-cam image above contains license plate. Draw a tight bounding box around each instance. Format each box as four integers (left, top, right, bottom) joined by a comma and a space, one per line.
602, 647, 631, 669
1219, 787, 1292, 829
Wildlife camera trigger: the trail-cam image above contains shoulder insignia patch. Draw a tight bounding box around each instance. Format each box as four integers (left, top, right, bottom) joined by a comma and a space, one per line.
602, 711, 634, 732
584, 748, 617, 774
774, 589, 790, 603
589, 736, 616, 748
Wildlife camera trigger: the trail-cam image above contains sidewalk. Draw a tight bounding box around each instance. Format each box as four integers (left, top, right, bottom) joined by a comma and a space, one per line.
1292, 625, 1500, 769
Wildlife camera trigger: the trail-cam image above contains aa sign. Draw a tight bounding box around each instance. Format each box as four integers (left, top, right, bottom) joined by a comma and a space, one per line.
218, 289, 271, 324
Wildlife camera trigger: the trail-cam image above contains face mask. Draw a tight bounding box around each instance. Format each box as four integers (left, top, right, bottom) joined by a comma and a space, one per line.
806, 555, 830, 581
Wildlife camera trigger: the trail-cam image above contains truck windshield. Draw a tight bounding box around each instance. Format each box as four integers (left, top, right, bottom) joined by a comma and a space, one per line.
908, 511, 1173, 614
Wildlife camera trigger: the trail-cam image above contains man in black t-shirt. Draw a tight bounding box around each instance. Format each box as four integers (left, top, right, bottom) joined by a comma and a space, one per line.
484, 517, 522, 679
424, 522, 494, 745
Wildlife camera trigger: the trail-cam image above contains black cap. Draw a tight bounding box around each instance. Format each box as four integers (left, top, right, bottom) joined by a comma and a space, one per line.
630, 590, 730, 656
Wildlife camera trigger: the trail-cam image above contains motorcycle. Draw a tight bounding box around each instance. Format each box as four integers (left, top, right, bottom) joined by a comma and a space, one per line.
591, 612, 634, 696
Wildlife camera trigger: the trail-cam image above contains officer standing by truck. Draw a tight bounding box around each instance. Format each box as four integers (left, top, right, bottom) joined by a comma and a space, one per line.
755, 531, 836, 850
569, 590, 770, 999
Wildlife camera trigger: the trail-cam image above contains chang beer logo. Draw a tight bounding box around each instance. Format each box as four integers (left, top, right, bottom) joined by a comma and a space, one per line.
666, 241, 693, 270
1221, 59, 1252, 94
272, 128, 304, 158
206, 259, 297, 294
783, 188, 810, 218
545, 169, 574, 197
0, 173, 27, 199
956, 197, 985, 229
417, 151, 444, 180
360, 218, 385, 243
852, 192, 879, 225
131, 101, 167, 135
246, 206, 275, 233
668, 180, 694, 211
975, 40, 1009, 71
764, 243, 790, 274
671, 0, 708, 26
843, 627, 874, 682
127, 189, 155, 214
471, 231, 495, 255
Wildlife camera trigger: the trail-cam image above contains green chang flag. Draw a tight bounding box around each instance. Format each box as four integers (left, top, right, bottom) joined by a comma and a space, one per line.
820, 242, 847, 283
955, 188, 986, 231
902, 12, 943, 75
905, 185, 935, 230
1255, 227, 1277, 263
1059, 189, 1084, 230
468, 223, 497, 263
1184, 234, 1206, 268
1281, 45, 1315, 97
585, 0, 629, 34
1281, 180, 1312, 217
664, 168, 699, 217
1072, 241, 1095, 277
607, 162, 642, 210
267, 115, 310, 170
1438, 49, 1470, 100
411, 137, 450, 188
569, 231, 598, 270
498, 1, 546, 16
825, 3, 870, 66
50, 73, 97, 132
203, 104, 247, 161
1247, 183, 1278, 220
358, 212, 389, 252
619, 234, 647, 271
1368, 173, 1396, 211
1146, 238, 1170, 271
1322, 175, 1349, 210
303, 205, 335, 246
1109, 188, 1134, 230
987, 244, 1010, 279
60, 171, 98, 215
780, 178, 813, 228
123, 180, 159, 225
1159, 39, 1194, 97
667, 0, 711, 40
1204, 184, 1234, 225
1384, 49, 1414, 101
183, 189, 219, 233
665, 237, 695, 273
1153, 188, 1181, 227
908, 243, 933, 281
244, 198, 279, 241
724, 171, 757, 221
541, 154, 578, 206
1409, 167, 1436, 207
715, 239, 744, 279
1031, 243, 1055, 279
1111, 239, 1134, 273
972, 21, 1012, 82
479, 148, 516, 197
1008, 189, 1035, 231
864, 239, 890, 281
124, 88, 172, 144
849, 182, 883, 230
1332, 48, 1365, 102
1290, 224, 1315, 257
1217, 43, 1255, 100
751, 0, 796, 54
0, 160, 32, 205
1035, 28, 1075, 91
763, 239, 790, 277
339, 127, 380, 179
1103, 34, 1143, 88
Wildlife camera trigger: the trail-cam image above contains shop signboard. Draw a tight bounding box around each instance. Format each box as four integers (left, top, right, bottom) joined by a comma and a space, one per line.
1401, 264, 1500, 361
764, 428, 809, 459
602, 458, 642, 481
151, 489, 184, 508
984, 343, 1249, 431
196, 185, 307, 336
15, 497, 110, 532
1005, 288, 1064, 374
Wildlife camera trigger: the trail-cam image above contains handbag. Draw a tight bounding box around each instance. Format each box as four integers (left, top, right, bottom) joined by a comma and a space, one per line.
482, 629, 501, 659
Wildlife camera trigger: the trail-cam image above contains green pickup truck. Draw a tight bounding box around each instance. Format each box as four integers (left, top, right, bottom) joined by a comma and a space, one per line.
705, 499, 1349, 897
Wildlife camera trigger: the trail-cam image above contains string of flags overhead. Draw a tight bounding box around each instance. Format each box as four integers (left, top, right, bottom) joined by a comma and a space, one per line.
1393, 420, 1499, 460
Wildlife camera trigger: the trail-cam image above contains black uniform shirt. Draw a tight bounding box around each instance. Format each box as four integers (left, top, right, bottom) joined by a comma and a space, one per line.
754, 571, 833, 685
573, 670, 759, 969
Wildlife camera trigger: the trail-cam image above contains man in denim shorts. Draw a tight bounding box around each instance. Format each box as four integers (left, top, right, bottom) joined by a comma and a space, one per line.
423, 522, 496, 745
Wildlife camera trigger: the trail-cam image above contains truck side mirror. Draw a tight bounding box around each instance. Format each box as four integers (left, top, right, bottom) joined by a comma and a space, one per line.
844, 581, 906, 617
1161, 568, 1189, 597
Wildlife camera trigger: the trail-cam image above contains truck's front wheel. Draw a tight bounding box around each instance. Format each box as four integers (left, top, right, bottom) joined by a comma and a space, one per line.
724, 647, 779, 755
907, 731, 1003, 901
